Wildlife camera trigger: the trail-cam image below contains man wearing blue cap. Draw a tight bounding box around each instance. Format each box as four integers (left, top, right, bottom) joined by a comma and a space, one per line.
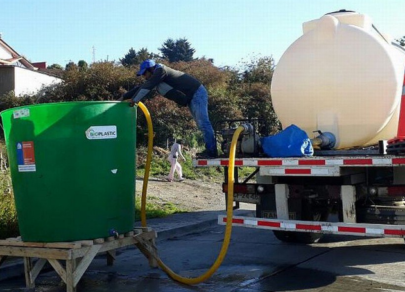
121, 59, 217, 158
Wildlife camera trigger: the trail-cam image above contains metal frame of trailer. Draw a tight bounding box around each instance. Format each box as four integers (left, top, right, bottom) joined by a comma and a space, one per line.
194, 154, 405, 239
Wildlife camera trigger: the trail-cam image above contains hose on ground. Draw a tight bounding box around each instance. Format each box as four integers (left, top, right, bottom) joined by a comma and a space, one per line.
137, 101, 244, 284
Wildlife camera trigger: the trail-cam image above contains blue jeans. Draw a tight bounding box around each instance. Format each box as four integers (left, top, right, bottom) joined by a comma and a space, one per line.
188, 85, 216, 153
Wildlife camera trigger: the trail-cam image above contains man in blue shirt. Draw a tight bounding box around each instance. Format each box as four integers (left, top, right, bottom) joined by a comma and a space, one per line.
122, 59, 217, 158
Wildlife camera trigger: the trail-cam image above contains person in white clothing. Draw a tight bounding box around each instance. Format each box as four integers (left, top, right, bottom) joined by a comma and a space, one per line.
167, 139, 186, 182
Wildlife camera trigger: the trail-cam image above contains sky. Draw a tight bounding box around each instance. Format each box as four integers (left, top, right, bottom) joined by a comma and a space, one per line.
1, 0, 405, 68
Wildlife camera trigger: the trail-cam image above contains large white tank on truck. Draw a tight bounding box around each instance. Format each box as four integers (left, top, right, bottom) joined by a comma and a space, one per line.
271, 10, 405, 148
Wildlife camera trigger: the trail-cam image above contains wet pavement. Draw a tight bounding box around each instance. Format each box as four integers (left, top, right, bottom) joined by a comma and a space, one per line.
2, 209, 405, 291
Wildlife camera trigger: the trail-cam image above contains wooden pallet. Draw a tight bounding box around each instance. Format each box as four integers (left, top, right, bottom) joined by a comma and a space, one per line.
0, 227, 157, 292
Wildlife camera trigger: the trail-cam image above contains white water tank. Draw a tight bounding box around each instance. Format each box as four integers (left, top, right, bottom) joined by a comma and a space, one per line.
271, 11, 405, 148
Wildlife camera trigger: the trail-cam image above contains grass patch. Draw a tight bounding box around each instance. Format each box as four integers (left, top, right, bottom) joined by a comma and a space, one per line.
134, 195, 186, 221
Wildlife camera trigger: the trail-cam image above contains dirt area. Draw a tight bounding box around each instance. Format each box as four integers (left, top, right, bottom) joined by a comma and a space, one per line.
135, 177, 227, 212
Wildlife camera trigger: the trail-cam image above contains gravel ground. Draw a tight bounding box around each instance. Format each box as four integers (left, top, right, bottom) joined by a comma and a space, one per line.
135, 177, 227, 212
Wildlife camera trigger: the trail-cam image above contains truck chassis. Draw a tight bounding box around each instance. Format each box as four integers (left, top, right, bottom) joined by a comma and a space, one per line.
194, 151, 405, 243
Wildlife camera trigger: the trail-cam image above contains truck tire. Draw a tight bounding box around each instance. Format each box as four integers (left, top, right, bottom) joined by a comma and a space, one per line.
272, 200, 328, 244
273, 230, 323, 244
257, 189, 329, 244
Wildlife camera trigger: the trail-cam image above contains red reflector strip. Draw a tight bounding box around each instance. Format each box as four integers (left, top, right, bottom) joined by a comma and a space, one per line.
298, 160, 326, 166
258, 221, 281, 228
223, 184, 253, 193
338, 226, 366, 233
387, 186, 405, 196
198, 160, 208, 166
393, 158, 405, 165
296, 224, 322, 231
232, 218, 244, 224
285, 169, 311, 174
220, 160, 243, 166
223, 217, 244, 224
343, 159, 373, 165
220, 216, 405, 238
258, 160, 283, 166
384, 229, 405, 236
234, 186, 248, 193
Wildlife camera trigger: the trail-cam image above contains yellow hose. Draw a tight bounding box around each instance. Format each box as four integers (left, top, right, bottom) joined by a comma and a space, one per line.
137, 102, 154, 228
137, 101, 245, 284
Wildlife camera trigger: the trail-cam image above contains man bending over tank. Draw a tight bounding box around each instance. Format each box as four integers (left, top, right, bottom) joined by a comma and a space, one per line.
120, 59, 217, 158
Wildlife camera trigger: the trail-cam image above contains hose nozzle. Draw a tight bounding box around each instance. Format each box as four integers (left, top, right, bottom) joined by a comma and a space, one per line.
312, 130, 336, 150
241, 123, 254, 135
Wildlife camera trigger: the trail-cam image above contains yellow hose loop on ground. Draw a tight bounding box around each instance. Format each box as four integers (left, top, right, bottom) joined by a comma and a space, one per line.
156, 126, 245, 285
138, 101, 245, 285
137, 102, 154, 228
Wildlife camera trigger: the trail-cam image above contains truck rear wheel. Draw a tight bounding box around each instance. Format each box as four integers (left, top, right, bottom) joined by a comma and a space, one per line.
256, 186, 330, 244
272, 211, 325, 244
272, 200, 328, 244
273, 230, 323, 244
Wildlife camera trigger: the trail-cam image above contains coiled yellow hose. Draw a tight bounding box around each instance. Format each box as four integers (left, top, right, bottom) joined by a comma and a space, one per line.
137, 101, 244, 284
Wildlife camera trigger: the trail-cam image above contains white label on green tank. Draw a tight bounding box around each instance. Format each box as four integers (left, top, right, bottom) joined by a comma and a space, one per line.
13, 108, 30, 119
85, 126, 117, 140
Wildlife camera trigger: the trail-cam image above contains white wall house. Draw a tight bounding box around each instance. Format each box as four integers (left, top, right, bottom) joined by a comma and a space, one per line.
0, 37, 62, 96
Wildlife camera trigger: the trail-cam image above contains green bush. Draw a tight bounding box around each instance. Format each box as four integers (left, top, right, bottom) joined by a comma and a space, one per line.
0, 170, 18, 239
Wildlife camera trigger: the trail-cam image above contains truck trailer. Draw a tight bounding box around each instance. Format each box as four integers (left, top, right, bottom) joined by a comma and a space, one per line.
194, 10, 405, 244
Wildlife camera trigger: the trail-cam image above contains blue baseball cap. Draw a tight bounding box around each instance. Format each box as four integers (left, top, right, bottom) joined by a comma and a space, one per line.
137, 59, 156, 76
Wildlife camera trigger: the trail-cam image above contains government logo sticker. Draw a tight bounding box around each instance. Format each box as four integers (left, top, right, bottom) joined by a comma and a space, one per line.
17, 141, 36, 172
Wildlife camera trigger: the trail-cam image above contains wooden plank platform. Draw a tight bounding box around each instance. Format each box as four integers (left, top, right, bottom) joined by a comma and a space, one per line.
0, 237, 94, 249
0, 228, 157, 292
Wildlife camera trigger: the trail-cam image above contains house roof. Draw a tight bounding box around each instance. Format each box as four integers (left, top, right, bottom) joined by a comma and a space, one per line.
0, 38, 37, 70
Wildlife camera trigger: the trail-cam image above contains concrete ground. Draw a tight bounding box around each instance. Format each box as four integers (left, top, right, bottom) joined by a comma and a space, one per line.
0, 207, 255, 283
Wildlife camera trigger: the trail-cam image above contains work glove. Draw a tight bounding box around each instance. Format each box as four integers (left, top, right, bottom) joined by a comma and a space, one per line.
122, 99, 136, 107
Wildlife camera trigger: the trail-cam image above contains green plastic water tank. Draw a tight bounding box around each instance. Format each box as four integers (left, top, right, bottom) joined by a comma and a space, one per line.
1, 101, 136, 242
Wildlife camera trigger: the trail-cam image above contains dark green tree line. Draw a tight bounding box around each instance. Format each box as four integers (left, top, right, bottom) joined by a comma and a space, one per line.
120, 47, 158, 67
159, 38, 196, 62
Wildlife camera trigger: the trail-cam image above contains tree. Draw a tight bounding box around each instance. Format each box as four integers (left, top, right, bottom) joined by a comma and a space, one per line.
45, 63, 64, 78
238, 55, 275, 85
120, 48, 136, 67
120, 47, 156, 67
65, 61, 78, 71
78, 60, 88, 71
159, 38, 196, 62
221, 55, 280, 136
47, 64, 63, 70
